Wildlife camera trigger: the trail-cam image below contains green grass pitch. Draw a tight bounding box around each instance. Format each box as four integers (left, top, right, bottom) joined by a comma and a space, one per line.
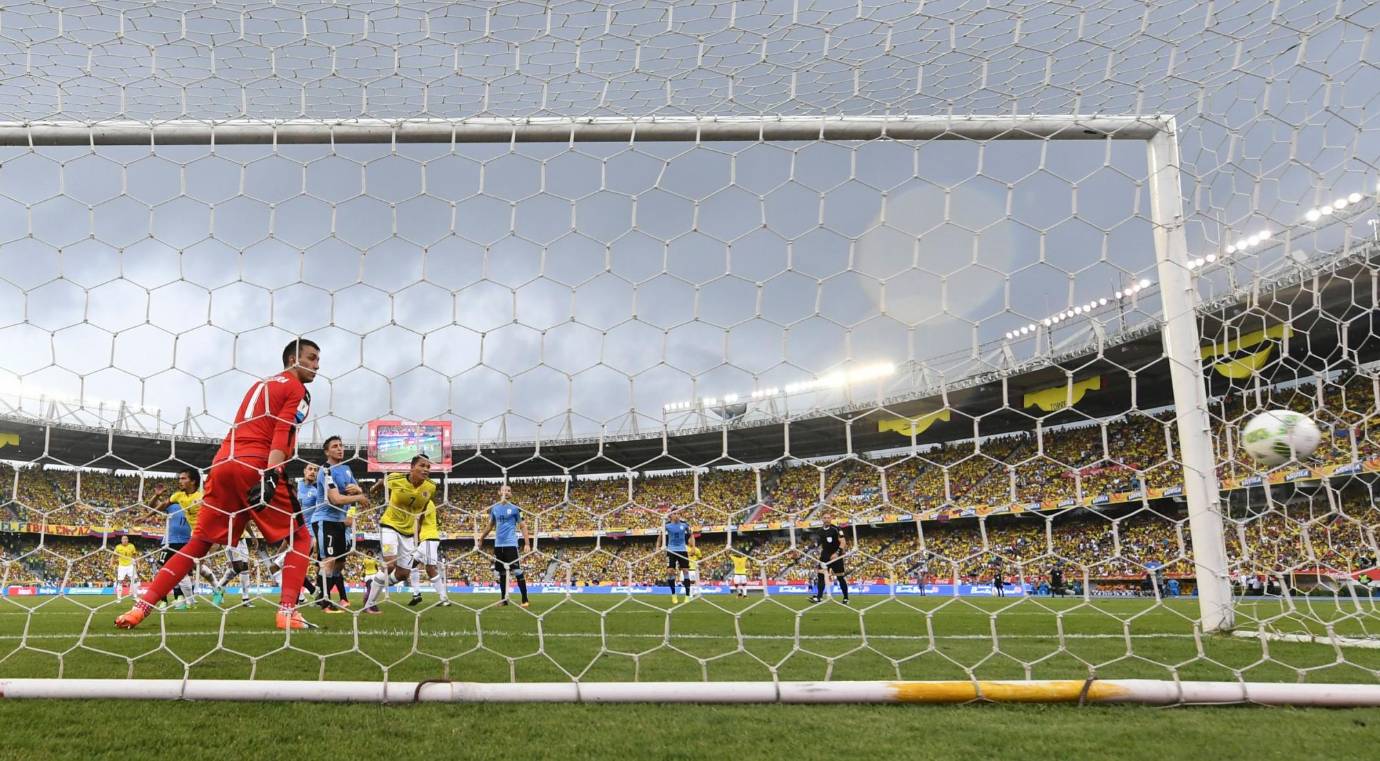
1, 593, 1378, 760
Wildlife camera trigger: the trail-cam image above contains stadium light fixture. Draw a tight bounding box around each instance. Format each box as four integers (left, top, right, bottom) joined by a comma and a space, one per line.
664, 362, 896, 411
1197, 180, 1374, 275
1010, 278, 1153, 340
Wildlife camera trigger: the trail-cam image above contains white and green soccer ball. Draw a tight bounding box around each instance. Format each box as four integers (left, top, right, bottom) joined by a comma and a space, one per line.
1241, 410, 1322, 467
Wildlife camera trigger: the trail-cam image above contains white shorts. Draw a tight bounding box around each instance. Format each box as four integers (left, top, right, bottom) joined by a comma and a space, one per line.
688, 570, 700, 583
228, 539, 250, 563
733, 574, 748, 585
417, 539, 440, 566
117, 565, 137, 581
380, 527, 417, 570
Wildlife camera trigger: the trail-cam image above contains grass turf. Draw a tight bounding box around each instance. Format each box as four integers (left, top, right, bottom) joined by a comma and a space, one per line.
1, 593, 1378, 759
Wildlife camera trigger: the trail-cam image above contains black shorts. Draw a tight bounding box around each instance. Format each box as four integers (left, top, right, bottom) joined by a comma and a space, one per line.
312, 521, 349, 560
667, 551, 690, 569
821, 554, 845, 575
493, 545, 521, 572
161, 542, 187, 566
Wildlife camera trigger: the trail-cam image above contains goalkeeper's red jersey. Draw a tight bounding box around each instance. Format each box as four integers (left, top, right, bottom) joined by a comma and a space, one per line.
212, 371, 311, 466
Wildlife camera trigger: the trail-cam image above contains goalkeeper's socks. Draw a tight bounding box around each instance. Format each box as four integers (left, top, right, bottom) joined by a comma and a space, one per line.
838, 578, 849, 601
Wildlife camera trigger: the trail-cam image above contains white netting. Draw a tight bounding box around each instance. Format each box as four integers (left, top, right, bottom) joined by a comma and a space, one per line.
0, 1, 1378, 699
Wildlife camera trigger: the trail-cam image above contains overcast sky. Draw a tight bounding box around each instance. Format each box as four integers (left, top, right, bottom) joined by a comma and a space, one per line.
0, 0, 1375, 447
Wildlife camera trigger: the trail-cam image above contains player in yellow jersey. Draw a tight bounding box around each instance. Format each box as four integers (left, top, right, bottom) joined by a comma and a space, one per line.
149, 469, 204, 610
686, 545, 703, 599
730, 548, 752, 598
362, 455, 436, 613
406, 500, 453, 607
113, 535, 139, 600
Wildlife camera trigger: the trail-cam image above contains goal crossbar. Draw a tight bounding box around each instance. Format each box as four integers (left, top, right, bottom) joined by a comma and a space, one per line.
0, 115, 1167, 146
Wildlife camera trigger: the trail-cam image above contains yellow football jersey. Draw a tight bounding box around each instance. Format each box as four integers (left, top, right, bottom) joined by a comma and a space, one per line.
362, 556, 379, 577
418, 500, 440, 541
688, 546, 702, 570
114, 543, 138, 566
732, 556, 750, 575
170, 489, 203, 530
378, 472, 436, 536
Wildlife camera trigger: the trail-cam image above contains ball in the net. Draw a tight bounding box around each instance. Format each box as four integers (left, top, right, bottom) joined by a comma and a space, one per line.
1241, 410, 1322, 467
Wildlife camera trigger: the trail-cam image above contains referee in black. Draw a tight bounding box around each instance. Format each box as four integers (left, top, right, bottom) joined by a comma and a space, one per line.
810, 514, 850, 604
990, 556, 1006, 597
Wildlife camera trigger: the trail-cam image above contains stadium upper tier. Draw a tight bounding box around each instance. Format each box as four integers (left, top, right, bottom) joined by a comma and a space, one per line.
1, 240, 1376, 478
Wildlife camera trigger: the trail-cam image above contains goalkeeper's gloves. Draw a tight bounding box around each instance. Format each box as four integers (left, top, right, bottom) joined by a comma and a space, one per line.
247, 467, 284, 508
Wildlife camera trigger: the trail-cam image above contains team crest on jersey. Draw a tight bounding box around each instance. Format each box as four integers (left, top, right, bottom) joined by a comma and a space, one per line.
295, 389, 312, 424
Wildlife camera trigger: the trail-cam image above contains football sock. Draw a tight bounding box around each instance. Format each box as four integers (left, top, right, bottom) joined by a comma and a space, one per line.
277, 527, 313, 609
815, 572, 826, 598
515, 571, 529, 603
331, 574, 348, 602
138, 537, 213, 606
838, 578, 849, 600
364, 570, 390, 608
682, 578, 692, 597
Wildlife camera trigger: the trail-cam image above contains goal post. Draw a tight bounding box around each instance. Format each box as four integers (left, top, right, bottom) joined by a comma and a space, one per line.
0, 110, 1235, 636
1145, 120, 1234, 634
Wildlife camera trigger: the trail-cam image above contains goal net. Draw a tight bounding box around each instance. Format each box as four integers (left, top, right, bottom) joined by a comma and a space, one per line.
1, 1, 1378, 705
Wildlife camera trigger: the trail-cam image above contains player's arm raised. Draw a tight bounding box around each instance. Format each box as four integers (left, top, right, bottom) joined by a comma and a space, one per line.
147, 483, 170, 511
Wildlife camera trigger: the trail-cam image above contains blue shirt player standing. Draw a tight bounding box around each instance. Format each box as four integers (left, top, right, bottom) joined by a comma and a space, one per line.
311, 435, 369, 610
660, 505, 696, 604
475, 484, 531, 607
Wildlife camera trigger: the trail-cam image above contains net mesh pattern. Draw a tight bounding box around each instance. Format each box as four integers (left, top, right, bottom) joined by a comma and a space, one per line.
0, 0, 1377, 692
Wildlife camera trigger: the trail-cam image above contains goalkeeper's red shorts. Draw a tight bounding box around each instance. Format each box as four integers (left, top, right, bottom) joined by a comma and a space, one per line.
193, 457, 301, 546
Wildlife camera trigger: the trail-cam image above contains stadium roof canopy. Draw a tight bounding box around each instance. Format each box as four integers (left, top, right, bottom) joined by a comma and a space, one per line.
3, 242, 1378, 480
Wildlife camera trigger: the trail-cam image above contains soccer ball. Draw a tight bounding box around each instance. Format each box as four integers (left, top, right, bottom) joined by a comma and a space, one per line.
1241, 410, 1322, 467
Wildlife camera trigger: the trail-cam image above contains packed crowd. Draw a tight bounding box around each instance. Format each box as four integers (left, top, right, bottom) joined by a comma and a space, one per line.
2, 372, 1379, 589
7, 493, 1375, 591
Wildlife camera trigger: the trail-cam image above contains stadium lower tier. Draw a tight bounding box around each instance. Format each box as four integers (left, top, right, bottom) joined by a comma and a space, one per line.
6, 500, 1376, 595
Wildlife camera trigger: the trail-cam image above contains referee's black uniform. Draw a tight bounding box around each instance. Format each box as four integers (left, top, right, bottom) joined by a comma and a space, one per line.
990, 558, 1005, 597
813, 523, 849, 603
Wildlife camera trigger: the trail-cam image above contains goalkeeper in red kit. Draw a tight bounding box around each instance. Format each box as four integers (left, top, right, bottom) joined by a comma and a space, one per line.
116, 339, 323, 631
